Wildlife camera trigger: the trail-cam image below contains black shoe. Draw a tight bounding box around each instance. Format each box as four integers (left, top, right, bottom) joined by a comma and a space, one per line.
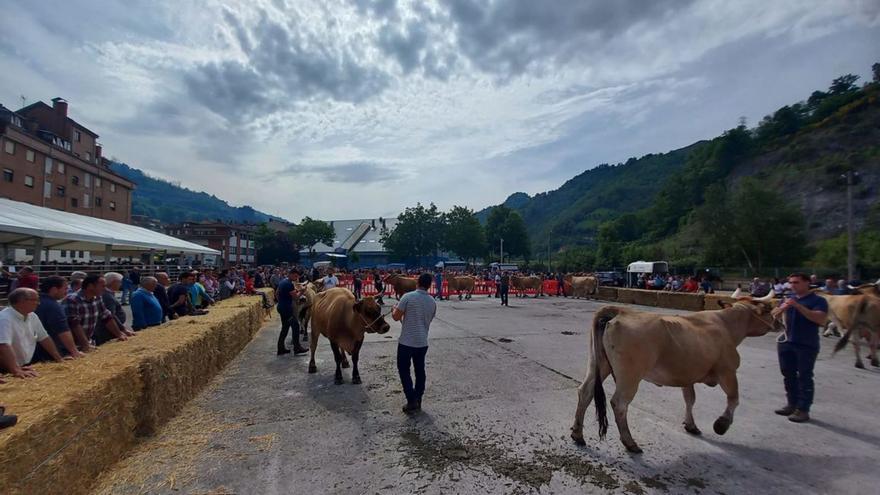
788, 410, 810, 423
402, 402, 420, 414
292, 347, 308, 355
277, 348, 291, 355
774, 405, 796, 416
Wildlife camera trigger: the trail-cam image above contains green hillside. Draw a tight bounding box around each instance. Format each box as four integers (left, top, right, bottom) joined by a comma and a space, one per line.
109, 162, 287, 224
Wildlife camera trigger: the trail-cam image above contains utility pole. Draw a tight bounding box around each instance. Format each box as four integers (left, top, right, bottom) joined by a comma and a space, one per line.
844, 170, 857, 281
500, 238, 504, 265
547, 229, 552, 271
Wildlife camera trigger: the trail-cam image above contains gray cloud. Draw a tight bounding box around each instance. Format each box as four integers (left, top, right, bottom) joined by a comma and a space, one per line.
273, 161, 406, 183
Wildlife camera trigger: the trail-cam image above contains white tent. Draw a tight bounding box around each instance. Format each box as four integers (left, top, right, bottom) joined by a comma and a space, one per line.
0, 198, 219, 262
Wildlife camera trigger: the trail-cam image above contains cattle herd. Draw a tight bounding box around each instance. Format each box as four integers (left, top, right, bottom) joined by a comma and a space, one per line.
292, 272, 880, 453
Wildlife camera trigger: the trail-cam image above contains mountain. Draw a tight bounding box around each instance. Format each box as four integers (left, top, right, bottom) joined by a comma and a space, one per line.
109, 162, 287, 224
477, 67, 880, 272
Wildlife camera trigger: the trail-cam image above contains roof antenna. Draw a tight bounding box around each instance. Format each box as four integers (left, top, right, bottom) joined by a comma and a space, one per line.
20, 95, 26, 108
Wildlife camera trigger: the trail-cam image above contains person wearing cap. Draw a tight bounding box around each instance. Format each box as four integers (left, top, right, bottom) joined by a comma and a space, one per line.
276, 269, 307, 355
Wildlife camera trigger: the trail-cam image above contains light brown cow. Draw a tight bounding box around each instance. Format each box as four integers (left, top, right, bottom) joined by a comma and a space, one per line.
570, 289, 780, 453
296, 282, 320, 342
825, 289, 880, 368
446, 275, 476, 300
565, 275, 598, 299
308, 288, 390, 384
511, 275, 544, 298
384, 273, 418, 300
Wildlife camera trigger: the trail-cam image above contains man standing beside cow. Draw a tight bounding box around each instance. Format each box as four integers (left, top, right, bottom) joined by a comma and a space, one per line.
393, 273, 437, 414
277, 269, 308, 356
771, 273, 828, 423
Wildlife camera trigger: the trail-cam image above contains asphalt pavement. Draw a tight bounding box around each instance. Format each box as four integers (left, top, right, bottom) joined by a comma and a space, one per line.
94, 293, 880, 494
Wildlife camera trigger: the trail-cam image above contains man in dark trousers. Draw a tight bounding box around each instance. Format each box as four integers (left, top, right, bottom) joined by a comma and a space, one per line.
393, 273, 437, 414
556, 272, 566, 297
276, 269, 307, 355
500, 271, 510, 306
771, 273, 828, 423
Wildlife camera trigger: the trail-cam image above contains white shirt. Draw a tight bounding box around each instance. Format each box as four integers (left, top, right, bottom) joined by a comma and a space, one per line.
0, 306, 49, 366
324, 275, 339, 290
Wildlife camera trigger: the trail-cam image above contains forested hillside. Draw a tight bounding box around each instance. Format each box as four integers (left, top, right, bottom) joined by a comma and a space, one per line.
479, 64, 880, 275
109, 162, 286, 224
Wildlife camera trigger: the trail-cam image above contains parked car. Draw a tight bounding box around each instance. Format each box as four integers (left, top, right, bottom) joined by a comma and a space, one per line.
595, 271, 625, 286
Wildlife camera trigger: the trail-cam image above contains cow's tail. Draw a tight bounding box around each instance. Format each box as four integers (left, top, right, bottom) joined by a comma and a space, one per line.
592, 306, 620, 440
833, 297, 868, 355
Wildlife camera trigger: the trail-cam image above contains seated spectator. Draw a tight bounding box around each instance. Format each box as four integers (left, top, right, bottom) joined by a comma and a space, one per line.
99, 272, 132, 344
0, 288, 66, 378
168, 272, 196, 317
63, 274, 129, 349
700, 277, 714, 294
34, 276, 84, 361
190, 272, 214, 308
218, 270, 236, 300
772, 278, 785, 295
682, 277, 699, 293
809, 273, 820, 289
10, 266, 39, 291
69, 271, 87, 294
832, 279, 849, 296
671, 277, 683, 292
131, 277, 164, 331
749, 278, 770, 297
823, 278, 835, 292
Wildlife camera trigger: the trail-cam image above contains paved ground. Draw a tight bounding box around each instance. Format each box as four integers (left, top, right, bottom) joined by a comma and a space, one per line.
94, 295, 880, 495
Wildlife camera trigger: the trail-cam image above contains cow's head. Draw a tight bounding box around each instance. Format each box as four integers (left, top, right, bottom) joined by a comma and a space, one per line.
294, 282, 312, 306
354, 296, 390, 334
718, 288, 783, 336
849, 283, 880, 298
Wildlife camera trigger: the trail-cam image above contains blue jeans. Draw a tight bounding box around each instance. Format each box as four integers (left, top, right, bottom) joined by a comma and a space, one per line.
778, 343, 819, 412
397, 344, 428, 404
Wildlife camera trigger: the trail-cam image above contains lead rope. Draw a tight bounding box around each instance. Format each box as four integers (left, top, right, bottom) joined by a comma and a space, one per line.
359, 307, 394, 330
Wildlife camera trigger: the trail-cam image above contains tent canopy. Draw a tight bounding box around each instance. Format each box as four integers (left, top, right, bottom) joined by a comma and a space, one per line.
626, 261, 669, 274
0, 198, 219, 255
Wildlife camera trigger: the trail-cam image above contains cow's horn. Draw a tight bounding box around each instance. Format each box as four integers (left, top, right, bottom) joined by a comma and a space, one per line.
731, 288, 743, 299
755, 289, 775, 303
847, 284, 856, 290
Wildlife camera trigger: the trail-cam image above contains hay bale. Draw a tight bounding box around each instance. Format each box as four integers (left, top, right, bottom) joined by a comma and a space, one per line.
595, 286, 618, 302
630, 289, 659, 307
703, 294, 734, 311
616, 288, 636, 304
0, 289, 273, 495
657, 292, 705, 312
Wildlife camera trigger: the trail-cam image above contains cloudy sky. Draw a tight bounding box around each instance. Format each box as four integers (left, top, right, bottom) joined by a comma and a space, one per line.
1, 0, 878, 221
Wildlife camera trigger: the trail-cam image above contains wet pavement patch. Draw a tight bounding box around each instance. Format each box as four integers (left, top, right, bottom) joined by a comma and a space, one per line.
561, 331, 577, 335
498, 338, 514, 343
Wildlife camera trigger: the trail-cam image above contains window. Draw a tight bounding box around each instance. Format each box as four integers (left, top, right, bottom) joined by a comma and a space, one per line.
3, 168, 13, 182
78, 251, 84, 258
71, 175, 80, 185
95, 177, 101, 187
24, 175, 34, 188
85, 173, 91, 187
60, 250, 67, 258
44, 157, 53, 175
56, 185, 65, 197
110, 183, 116, 192
109, 201, 116, 211
26, 149, 35, 162
3, 140, 14, 154
74, 130, 81, 142
85, 152, 91, 162
83, 193, 90, 208
44, 181, 52, 199
71, 197, 78, 207
57, 162, 65, 174
95, 197, 102, 207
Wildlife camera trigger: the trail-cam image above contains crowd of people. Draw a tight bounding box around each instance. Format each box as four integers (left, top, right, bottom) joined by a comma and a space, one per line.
0, 263, 274, 429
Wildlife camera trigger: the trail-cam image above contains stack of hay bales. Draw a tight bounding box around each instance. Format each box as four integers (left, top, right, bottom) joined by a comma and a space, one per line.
0, 290, 273, 495
657, 291, 706, 312
595, 286, 618, 302
703, 293, 736, 311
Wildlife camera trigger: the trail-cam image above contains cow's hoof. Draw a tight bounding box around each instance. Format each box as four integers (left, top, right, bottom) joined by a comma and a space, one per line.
570, 431, 586, 446
351, 376, 362, 385
624, 443, 643, 454
684, 423, 702, 436
334, 376, 344, 385
308, 365, 317, 374
855, 361, 866, 369
342, 360, 350, 369
713, 417, 732, 435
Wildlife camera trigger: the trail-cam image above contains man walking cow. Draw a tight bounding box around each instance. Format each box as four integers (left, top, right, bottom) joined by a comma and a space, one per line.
771, 273, 828, 423
277, 269, 307, 356
393, 273, 437, 414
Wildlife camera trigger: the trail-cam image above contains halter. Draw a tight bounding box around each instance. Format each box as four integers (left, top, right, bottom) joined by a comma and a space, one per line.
359, 307, 393, 331
735, 301, 782, 336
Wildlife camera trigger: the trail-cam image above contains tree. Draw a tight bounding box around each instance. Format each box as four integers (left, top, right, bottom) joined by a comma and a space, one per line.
381, 203, 446, 264
293, 217, 335, 260
444, 205, 487, 263
557, 246, 596, 272
829, 74, 859, 95
694, 179, 807, 272
253, 223, 300, 265
485, 205, 531, 261
873, 63, 880, 83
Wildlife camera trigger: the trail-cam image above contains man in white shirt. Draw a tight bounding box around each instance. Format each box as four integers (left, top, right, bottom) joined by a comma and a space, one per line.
323, 272, 339, 291
0, 288, 65, 378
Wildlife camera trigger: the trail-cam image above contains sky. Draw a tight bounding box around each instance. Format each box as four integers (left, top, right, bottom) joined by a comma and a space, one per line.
1, 0, 878, 222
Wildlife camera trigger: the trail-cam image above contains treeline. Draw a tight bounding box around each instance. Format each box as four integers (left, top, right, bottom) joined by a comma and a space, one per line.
253, 217, 335, 265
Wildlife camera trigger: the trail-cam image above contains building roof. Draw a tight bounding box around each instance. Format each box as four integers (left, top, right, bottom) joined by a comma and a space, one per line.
300, 218, 398, 254
0, 198, 219, 255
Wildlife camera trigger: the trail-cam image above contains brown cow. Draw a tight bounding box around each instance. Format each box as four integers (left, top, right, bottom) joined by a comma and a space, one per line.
571, 289, 780, 453
565, 275, 598, 299
308, 288, 390, 384
446, 275, 475, 300
824, 289, 880, 368
511, 275, 544, 298
384, 273, 418, 300
296, 282, 320, 342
